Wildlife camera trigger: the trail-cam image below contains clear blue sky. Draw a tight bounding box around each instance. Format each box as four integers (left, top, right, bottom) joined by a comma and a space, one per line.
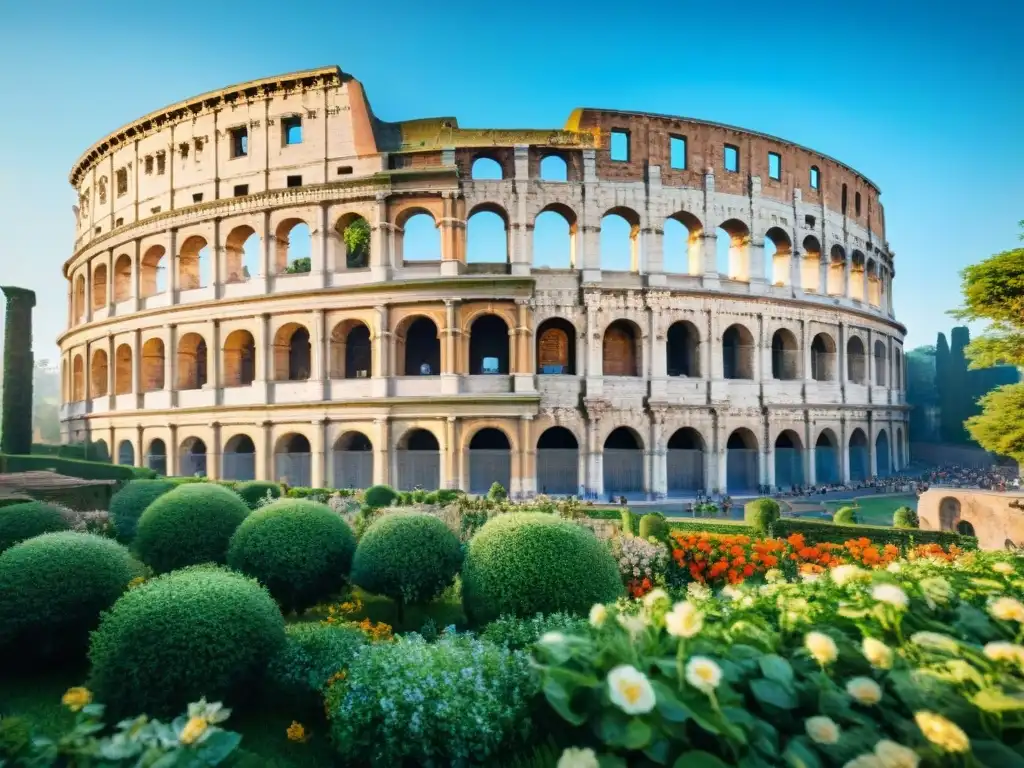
0, 0, 1021, 363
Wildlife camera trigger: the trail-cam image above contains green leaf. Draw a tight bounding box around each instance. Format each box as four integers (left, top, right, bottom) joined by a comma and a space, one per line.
973, 688, 1024, 713
200, 730, 243, 765
973, 740, 1024, 768
643, 737, 672, 764
651, 680, 693, 723
750, 678, 798, 710
783, 737, 823, 768
542, 676, 587, 726
672, 750, 731, 768
758, 655, 794, 687
622, 718, 654, 750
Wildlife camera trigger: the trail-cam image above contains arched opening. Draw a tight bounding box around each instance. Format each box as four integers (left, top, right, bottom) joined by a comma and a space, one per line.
536, 427, 579, 495
811, 333, 837, 381
600, 208, 640, 272
466, 205, 510, 265
896, 427, 905, 470
939, 497, 961, 531
667, 428, 704, 495
178, 235, 211, 290
224, 225, 261, 283
114, 344, 132, 395
533, 205, 576, 268
468, 427, 512, 495
847, 337, 867, 384
471, 156, 503, 180
275, 433, 312, 487
774, 430, 805, 488
815, 430, 841, 484
335, 213, 371, 270
140, 245, 166, 297
273, 324, 311, 381
666, 321, 700, 377
726, 428, 759, 493
74, 275, 86, 322
92, 264, 108, 308
90, 349, 108, 397
146, 438, 167, 475
663, 212, 703, 274
71, 355, 85, 401
765, 227, 792, 286
117, 440, 135, 466
956, 520, 975, 537
176, 333, 208, 390
850, 251, 866, 302
723, 324, 754, 380
275, 219, 312, 274
874, 340, 888, 386
867, 259, 881, 306
603, 320, 641, 376
223, 434, 256, 482
802, 236, 822, 292
223, 330, 256, 387
179, 437, 208, 477
399, 317, 441, 376
396, 428, 440, 491
398, 211, 441, 262
875, 430, 891, 477
771, 329, 799, 380
849, 428, 870, 482
717, 220, 751, 280
893, 349, 903, 390
827, 245, 846, 296
539, 155, 568, 182
469, 314, 510, 375
536, 318, 576, 375
91, 439, 110, 462
333, 431, 373, 489
346, 323, 372, 379
603, 427, 644, 498
113, 254, 133, 302
141, 338, 165, 391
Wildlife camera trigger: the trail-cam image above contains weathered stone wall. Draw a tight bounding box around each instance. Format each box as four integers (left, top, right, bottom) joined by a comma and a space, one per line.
918, 488, 1024, 550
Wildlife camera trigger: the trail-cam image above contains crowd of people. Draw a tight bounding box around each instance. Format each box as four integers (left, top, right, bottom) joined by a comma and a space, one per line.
767, 463, 1020, 499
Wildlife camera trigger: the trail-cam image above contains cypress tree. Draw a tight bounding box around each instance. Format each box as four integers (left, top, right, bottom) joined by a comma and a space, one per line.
935, 332, 953, 442
949, 326, 972, 443
0, 287, 36, 455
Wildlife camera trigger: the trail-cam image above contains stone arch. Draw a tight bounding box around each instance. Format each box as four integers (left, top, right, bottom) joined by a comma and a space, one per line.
396, 315, 441, 376
849, 427, 870, 482
539, 154, 568, 181
114, 343, 132, 395
956, 519, 975, 537
91, 439, 110, 462
117, 439, 135, 466
330, 319, 372, 379
533, 203, 577, 268
468, 313, 510, 375
601, 206, 641, 272
466, 426, 512, 495
224, 224, 260, 283
333, 430, 374, 489
273, 322, 311, 381
536, 317, 576, 375
666, 320, 700, 377
774, 429, 805, 488
178, 235, 210, 291
223, 433, 257, 481
726, 427, 759, 493
223, 330, 256, 387
179, 437, 208, 477
274, 432, 312, 487
466, 202, 510, 266
113, 254, 132, 302
667, 427, 705, 494
90, 348, 108, 397
717, 219, 751, 280
603, 319, 642, 377
846, 335, 867, 384
140, 245, 166, 297
395, 209, 441, 262
764, 226, 792, 286
810, 332, 837, 381
801, 235, 821, 292
939, 496, 961, 531
471, 156, 504, 180
770, 328, 800, 380
664, 211, 704, 274
334, 212, 371, 270
875, 429, 891, 477
892, 348, 903, 390
604, 426, 645, 498
141, 338, 165, 391
536, 426, 579, 495
146, 437, 167, 474
74, 274, 86, 322
815, 428, 841, 484
850, 250, 867, 302
874, 339, 888, 386
395, 427, 441, 490
828, 245, 846, 295
92, 263, 108, 309
723, 323, 755, 380
274, 218, 312, 274
867, 258, 881, 305
176, 332, 208, 390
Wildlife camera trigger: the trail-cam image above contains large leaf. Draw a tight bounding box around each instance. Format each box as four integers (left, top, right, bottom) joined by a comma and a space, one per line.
783, 737, 824, 768
973, 688, 1024, 713
543, 675, 588, 726
750, 678, 798, 710
973, 739, 1024, 767
758, 655, 794, 687
201, 730, 243, 765
672, 750, 731, 768
622, 718, 654, 751
651, 680, 693, 723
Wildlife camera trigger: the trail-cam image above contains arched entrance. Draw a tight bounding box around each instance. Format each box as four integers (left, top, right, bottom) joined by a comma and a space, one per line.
333, 431, 373, 489
117, 440, 135, 466
774, 430, 805, 489
726, 428, 758, 493
849, 429, 869, 482
536, 427, 579, 495
469, 316, 510, 375
396, 429, 440, 490
603, 427, 644, 498
146, 438, 167, 475
666, 428, 704, 495
223, 435, 256, 481
956, 520, 975, 537
179, 437, 207, 478
939, 496, 961, 530
815, 430, 840, 484
468, 428, 512, 494
401, 317, 441, 376
875, 430, 891, 477
536, 318, 576, 375
275, 434, 311, 487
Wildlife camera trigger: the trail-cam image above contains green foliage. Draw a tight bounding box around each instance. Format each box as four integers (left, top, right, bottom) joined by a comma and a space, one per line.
638, 511, 669, 541
0, 532, 143, 662
743, 497, 781, 534
234, 480, 282, 510
487, 482, 508, 501
461, 512, 623, 625
0, 500, 68, 553
266, 622, 365, 711
669, 519, 751, 537
351, 513, 463, 619
966, 382, 1024, 463
436, 488, 463, 504
284, 256, 311, 273
892, 506, 920, 529
325, 634, 536, 766
480, 612, 589, 650
0, 453, 156, 481
619, 508, 639, 535
89, 566, 286, 718
1, 287, 36, 456
134, 483, 249, 573
108, 479, 174, 541
363, 483, 398, 509
833, 505, 859, 525
227, 498, 356, 613
342, 217, 371, 267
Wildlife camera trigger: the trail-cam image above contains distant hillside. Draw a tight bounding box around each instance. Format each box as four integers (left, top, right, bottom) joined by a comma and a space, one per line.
0, 360, 61, 445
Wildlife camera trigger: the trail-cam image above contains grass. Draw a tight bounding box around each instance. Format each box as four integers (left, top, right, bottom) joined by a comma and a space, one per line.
823, 494, 918, 526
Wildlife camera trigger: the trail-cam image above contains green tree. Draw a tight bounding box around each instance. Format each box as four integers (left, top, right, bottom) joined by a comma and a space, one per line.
284, 257, 311, 274
343, 218, 370, 268
906, 345, 938, 442
935, 332, 954, 442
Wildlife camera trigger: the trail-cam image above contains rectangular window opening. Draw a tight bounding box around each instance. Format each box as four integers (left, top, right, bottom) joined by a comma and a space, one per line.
94, 226, 102, 234
179, 142, 190, 159
337, 165, 353, 175
156, 152, 166, 175
805, 214, 816, 228
150, 206, 161, 214
115, 217, 123, 227
144, 156, 154, 175
724, 145, 739, 173
855, 192, 862, 216
768, 152, 781, 180
230, 127, 248, 159
286, 175, 302, 188
192, 193, 204, 203
116, 169, 128, 197
669, 136, 687, 170
233, 184, 249, 197
810, 166, 820, 190
610, 130, 630, 162
282, 115, 303, 145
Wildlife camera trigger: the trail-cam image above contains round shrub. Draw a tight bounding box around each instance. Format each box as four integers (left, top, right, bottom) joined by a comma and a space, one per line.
461, 512, 623, 625
436, 488, 463, 505
134, 483, 249, 573
267, 622, 365, 711
108, 479, 174, 542
743, 498, 781, 534
833, 506, 859, 525
892, 506, 919, 528
0, 532, 144, 662
227, 499, 356, 613
0, 501, 68, 554
235, 480, 282, 510
363, 484, 398, 509
351, 513, 463, 619
638, 511, 669, 541
88, 565, 285, 718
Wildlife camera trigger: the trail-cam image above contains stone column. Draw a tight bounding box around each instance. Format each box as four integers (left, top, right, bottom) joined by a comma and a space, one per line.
374, 417, 390, 486
168, 228, 179, 300
168, 424, 178, 476
131, 239, 141, 311
748, 236, 766, 283
165, 325, 177, 403
370, 193, 391, 281
444, 417, 458, 490
258, 421, 272, 482
312, 205, 329, 285
511, 146, 531, 276
372, 305, 390, 397
518, 415, 534, 497
260, 211, 273, 284
311, 309, 326, 399
83, 341, 91, 404
206, 320, 220, 396
83, 266, 93, 323
819, 255, 829, 296
106, 334, 115, 397
135, 424, 144, 468
514, 299, 534, 393
840, 419, 851, 483
209, 422, 222, 481
106, 250, 115, 312
587, 416, 602, 497
311, 418, 326, 488
763, 440, 774, 492
131, 330, 142, 400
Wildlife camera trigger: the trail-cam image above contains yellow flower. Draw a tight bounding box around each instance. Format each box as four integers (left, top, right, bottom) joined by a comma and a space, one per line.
862, 637, 894, 669
589, 603, 608, 628
665, 601, 703, 638
914, 711, 969, 753
830, 564, 866, 586
989, 596, 1024, 623
765, 568, 784, 583
127, 576, 147, 589
872, 584, 909, 610
557, 746, 600, 768
846, 677, 882, 705
286, 721, 308, 743
179, 716, 209, 745
684, 656, 722, 694
910, 632, 959, 653
805, 715, 841, 745
61, 687, 92, 712
606, 664, 656, 714
616, 612, 647, 637
843, 754, 883, 768
984, 641, 1024, 665
993, 561, 1014, 575
642, 588, 669, 609
874, 740, 920, 768
805, 631, 838, 666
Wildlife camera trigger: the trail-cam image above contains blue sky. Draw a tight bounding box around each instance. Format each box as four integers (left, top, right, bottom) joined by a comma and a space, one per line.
0, 0, 1021, 363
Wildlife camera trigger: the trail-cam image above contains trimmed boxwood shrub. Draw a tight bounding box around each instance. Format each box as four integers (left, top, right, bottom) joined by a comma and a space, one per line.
108, 479, 174, 542
0, 532, 143, 663
0, 501, 68, 553
436, 488, 463, 505
227, 499, 356, 613
638, 512, 669, 541
134, 483, 249, 573
351, 513, 462, 620
833, 506, 858, 525
461, 512, 623, 625
266, 622, 365, 711
88, 565, 285, 718
743, 497, 781, 534
235, 480, 282, 510
893, 506, 919, 529
363, 484, 398, 509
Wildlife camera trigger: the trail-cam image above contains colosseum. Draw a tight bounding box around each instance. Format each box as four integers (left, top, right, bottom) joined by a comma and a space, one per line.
57, 65, 908, 498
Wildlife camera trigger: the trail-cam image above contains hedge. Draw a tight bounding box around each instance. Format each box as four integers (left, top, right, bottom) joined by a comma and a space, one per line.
31, 442, 109, 462
0, 454, 155, 482
285, 486, 358, 500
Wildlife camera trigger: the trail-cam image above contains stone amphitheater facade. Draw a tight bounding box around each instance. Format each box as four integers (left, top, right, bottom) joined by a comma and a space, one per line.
57, 65, 908, 498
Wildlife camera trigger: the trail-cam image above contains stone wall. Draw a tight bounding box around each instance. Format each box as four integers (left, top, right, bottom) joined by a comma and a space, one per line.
918, 488, 1024, 550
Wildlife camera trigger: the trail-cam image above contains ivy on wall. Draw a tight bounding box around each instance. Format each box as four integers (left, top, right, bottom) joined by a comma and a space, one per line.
1, 286, 37, 455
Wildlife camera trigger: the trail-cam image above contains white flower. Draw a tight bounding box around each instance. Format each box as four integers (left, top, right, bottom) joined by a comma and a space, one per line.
765, 568, 784, 583
872, 584, 909, 610
886, 562, 902, 574
910, 632, 959, 653
919, 577, 952, 610
989, 596, 1024, 622
874, 740, 920, 768
557, 747, 599, 768
687, 582, 712, 601
720, 585, 742, 601
642, 588, 669, 609
993, 561, 1014, 575
684, 656, 722, 694
846, 676, 883, 705
539, 631, 566, 645
984, 641, 1024, 665
831, 564, 866, 586
607, 665, 656, 714
805, 631, 838, 666
805, 715, 841, 744
844, 755, 884, 768
616, 612, 647, 637
862, 637, 894, 669
801, 572, 822, 584
665, 601, 703, 638
589, 603, 608, 628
